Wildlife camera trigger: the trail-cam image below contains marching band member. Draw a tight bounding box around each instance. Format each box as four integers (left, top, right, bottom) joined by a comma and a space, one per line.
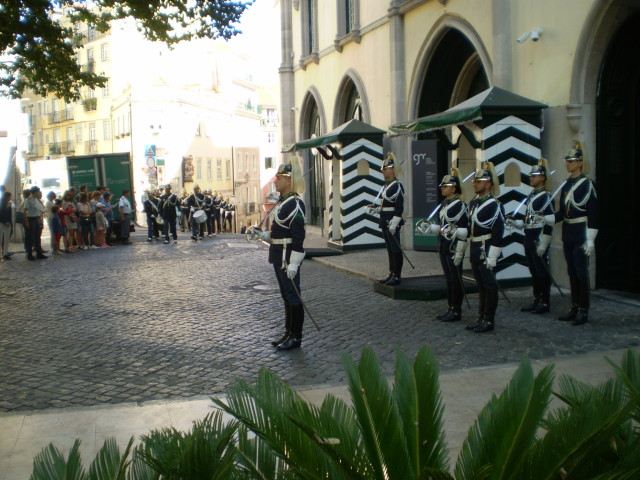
159, 184, 179, 244
506, 159, 555, 314
186, 185, 206, 241
466, 162, 505, 333
204, 189, 214, 237
218, 195, 228, 232
224, 197, 235, 233
554, 142, 598, 326
431, 168, 469, 322
143, 188, 161, 241
375, 153, 405, 286
254, 159, 307, 350
212, 192, 222, 234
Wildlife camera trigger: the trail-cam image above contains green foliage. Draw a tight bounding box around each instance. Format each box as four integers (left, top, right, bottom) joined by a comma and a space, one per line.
0, 0, 253, 102
29, 348, 640, 479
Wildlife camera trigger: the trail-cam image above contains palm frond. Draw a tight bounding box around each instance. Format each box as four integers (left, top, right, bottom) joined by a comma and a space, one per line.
608, 349, 640, 422
520, 378, 640, 480
341, 346, 412, 480
126, 445, 159, 480
87, 437, 133, 480
454, 357, 554, 480
393, 346, 449, 474
30, 439, 87, 480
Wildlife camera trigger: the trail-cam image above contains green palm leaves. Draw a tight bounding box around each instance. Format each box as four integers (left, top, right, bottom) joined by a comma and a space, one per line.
30, 348, 640, 479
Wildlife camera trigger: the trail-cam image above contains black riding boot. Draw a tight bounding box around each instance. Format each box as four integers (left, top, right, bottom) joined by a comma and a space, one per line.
572, 308, 588, 326
443, 280, 462, 322
277, 304, 304, 350
379, 249, 394, 283
386, 252, 403, 286
272, 302, 292, 347
558, 276, 580, 321
438, 283, 454, 320
474, 288, 497, 333
466, 288, 486, 330
521, 277, 540, 312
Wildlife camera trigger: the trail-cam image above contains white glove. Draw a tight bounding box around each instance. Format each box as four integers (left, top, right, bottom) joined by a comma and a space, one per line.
584, 228, 598, 256
544, 214, 556, 226
259, 229, 271, 241
388, 216, 401, 235
485, 246, 501, 270
537, 234, 551, 257
428, 223, 441, 234
505, 216, 524, 229
455, 227, 468, 241
453, 240, 468, 266
365, 205, 380, 215
287, 250, 306, 279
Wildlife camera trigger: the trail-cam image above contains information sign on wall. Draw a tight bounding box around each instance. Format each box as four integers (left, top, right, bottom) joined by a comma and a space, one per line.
411, 140, 439, 251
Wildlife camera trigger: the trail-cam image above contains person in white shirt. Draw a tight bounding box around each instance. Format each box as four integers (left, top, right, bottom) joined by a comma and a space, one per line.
118, 190, 132, 244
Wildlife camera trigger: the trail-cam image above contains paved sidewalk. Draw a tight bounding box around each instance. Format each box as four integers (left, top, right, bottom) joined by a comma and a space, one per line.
0, 349, 628, 479
1, 228, 639, 479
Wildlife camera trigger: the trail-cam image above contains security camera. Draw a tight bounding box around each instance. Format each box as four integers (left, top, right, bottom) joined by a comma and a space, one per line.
531, 28, 543, 42
516, 31, 531, 43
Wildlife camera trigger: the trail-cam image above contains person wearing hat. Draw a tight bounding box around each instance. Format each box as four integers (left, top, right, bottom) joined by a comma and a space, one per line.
143, 187, 162, 242
186, 185, 206, 240
253, 159, 307, 350
554, 142, 598, 326
22, 186, 48, 260
212, 192, 222, 234
466, 162, 505, 333
506, 159, 555, 314
159, 184, 179, 244
429, 168, 469, 322
376, 153, 405, 286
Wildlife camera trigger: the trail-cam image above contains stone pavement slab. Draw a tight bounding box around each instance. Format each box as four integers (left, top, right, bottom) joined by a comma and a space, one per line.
0, 349, 628, 480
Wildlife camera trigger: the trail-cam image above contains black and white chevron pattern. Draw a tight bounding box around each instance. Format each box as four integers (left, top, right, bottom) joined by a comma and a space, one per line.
328, 138, 385, 249
481, 115, 541, 280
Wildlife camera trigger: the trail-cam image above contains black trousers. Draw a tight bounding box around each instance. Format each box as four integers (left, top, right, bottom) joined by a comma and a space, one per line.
524, 235, 551, 304
563, 242, 590, 309
382, 226, 403, 277
470, 242, 498, 317
440, 251, 463, 310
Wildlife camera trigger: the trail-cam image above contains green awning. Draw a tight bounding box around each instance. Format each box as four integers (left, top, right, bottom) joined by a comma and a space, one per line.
282, 133, 341, 153
389, 86, 547, 136
389, 106, 482, 136
282, 119, 387, 153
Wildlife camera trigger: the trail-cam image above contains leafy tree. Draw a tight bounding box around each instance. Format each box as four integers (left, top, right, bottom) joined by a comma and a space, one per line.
0, 0, 253, 102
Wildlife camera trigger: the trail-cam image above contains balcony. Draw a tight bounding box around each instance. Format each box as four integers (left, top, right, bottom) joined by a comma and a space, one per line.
82, 98, 97, 112
48, 143, 62, 155
49, 108, 74, 124
248, 202, 256, 214
84, 140, 97, 154
83, 60, 95, 73
61, 140, 75, 154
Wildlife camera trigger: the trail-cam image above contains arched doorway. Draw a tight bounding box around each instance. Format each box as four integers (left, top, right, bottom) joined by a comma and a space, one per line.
304, 100, 324, 227
596, 12, 640, 292
417, 28, 490, 200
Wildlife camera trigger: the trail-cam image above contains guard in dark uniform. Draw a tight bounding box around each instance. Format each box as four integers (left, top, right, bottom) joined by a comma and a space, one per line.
466, 162, 505, 333
430, 168, 469, 322
143, 189, 161, 241
159, 184, 179, 244
252, 160, 307, 351
554, 142, 598, 326
186, 185, 206, 240
204, 190, 214, 237
375, 153, 405, 286
212, 193, 222, 233
507, 158, 555, 314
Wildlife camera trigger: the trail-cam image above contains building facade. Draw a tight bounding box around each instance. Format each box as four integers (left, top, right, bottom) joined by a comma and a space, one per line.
280, 0, 640, 292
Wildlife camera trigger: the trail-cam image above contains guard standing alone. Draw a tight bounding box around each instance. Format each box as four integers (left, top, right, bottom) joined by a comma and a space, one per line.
252, 159, 307, 351
466, 162, 505, 333
376, 153, 405, 286
507, 158, 555, 313
554, 142, 598, 326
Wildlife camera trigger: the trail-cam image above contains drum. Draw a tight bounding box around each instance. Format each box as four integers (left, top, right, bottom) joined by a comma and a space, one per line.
192, 209, 207, 223
155, 216, 164, 225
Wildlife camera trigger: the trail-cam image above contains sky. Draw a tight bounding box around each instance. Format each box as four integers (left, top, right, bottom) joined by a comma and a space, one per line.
0, 0, 281, 186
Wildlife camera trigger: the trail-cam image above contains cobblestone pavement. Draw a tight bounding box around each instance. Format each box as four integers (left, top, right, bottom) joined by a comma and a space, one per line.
1, 233, 640, 412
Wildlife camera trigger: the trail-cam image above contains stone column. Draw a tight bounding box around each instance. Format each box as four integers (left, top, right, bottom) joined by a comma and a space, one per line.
279, 0, 296, 148
492, 0, 512, 90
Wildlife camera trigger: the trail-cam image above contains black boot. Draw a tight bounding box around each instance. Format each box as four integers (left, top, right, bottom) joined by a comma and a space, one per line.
272, 302, 292, 347
466, 314, 483, 330
379, 250, 394, 283
558, 304, 579, 322
277, 304, 304, 350
474, 315, 495, 333
531, 302, 550, 314
442, 306, 461, 322
572, 308, 588, 326
438, 284, 454, 320
521, 297, 540, 312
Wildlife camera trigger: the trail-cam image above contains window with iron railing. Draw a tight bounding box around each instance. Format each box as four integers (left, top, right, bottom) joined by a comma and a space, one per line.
85, 140, 97, 153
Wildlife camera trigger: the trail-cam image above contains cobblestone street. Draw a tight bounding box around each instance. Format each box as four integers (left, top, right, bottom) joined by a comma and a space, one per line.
1, 233, 640, 412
